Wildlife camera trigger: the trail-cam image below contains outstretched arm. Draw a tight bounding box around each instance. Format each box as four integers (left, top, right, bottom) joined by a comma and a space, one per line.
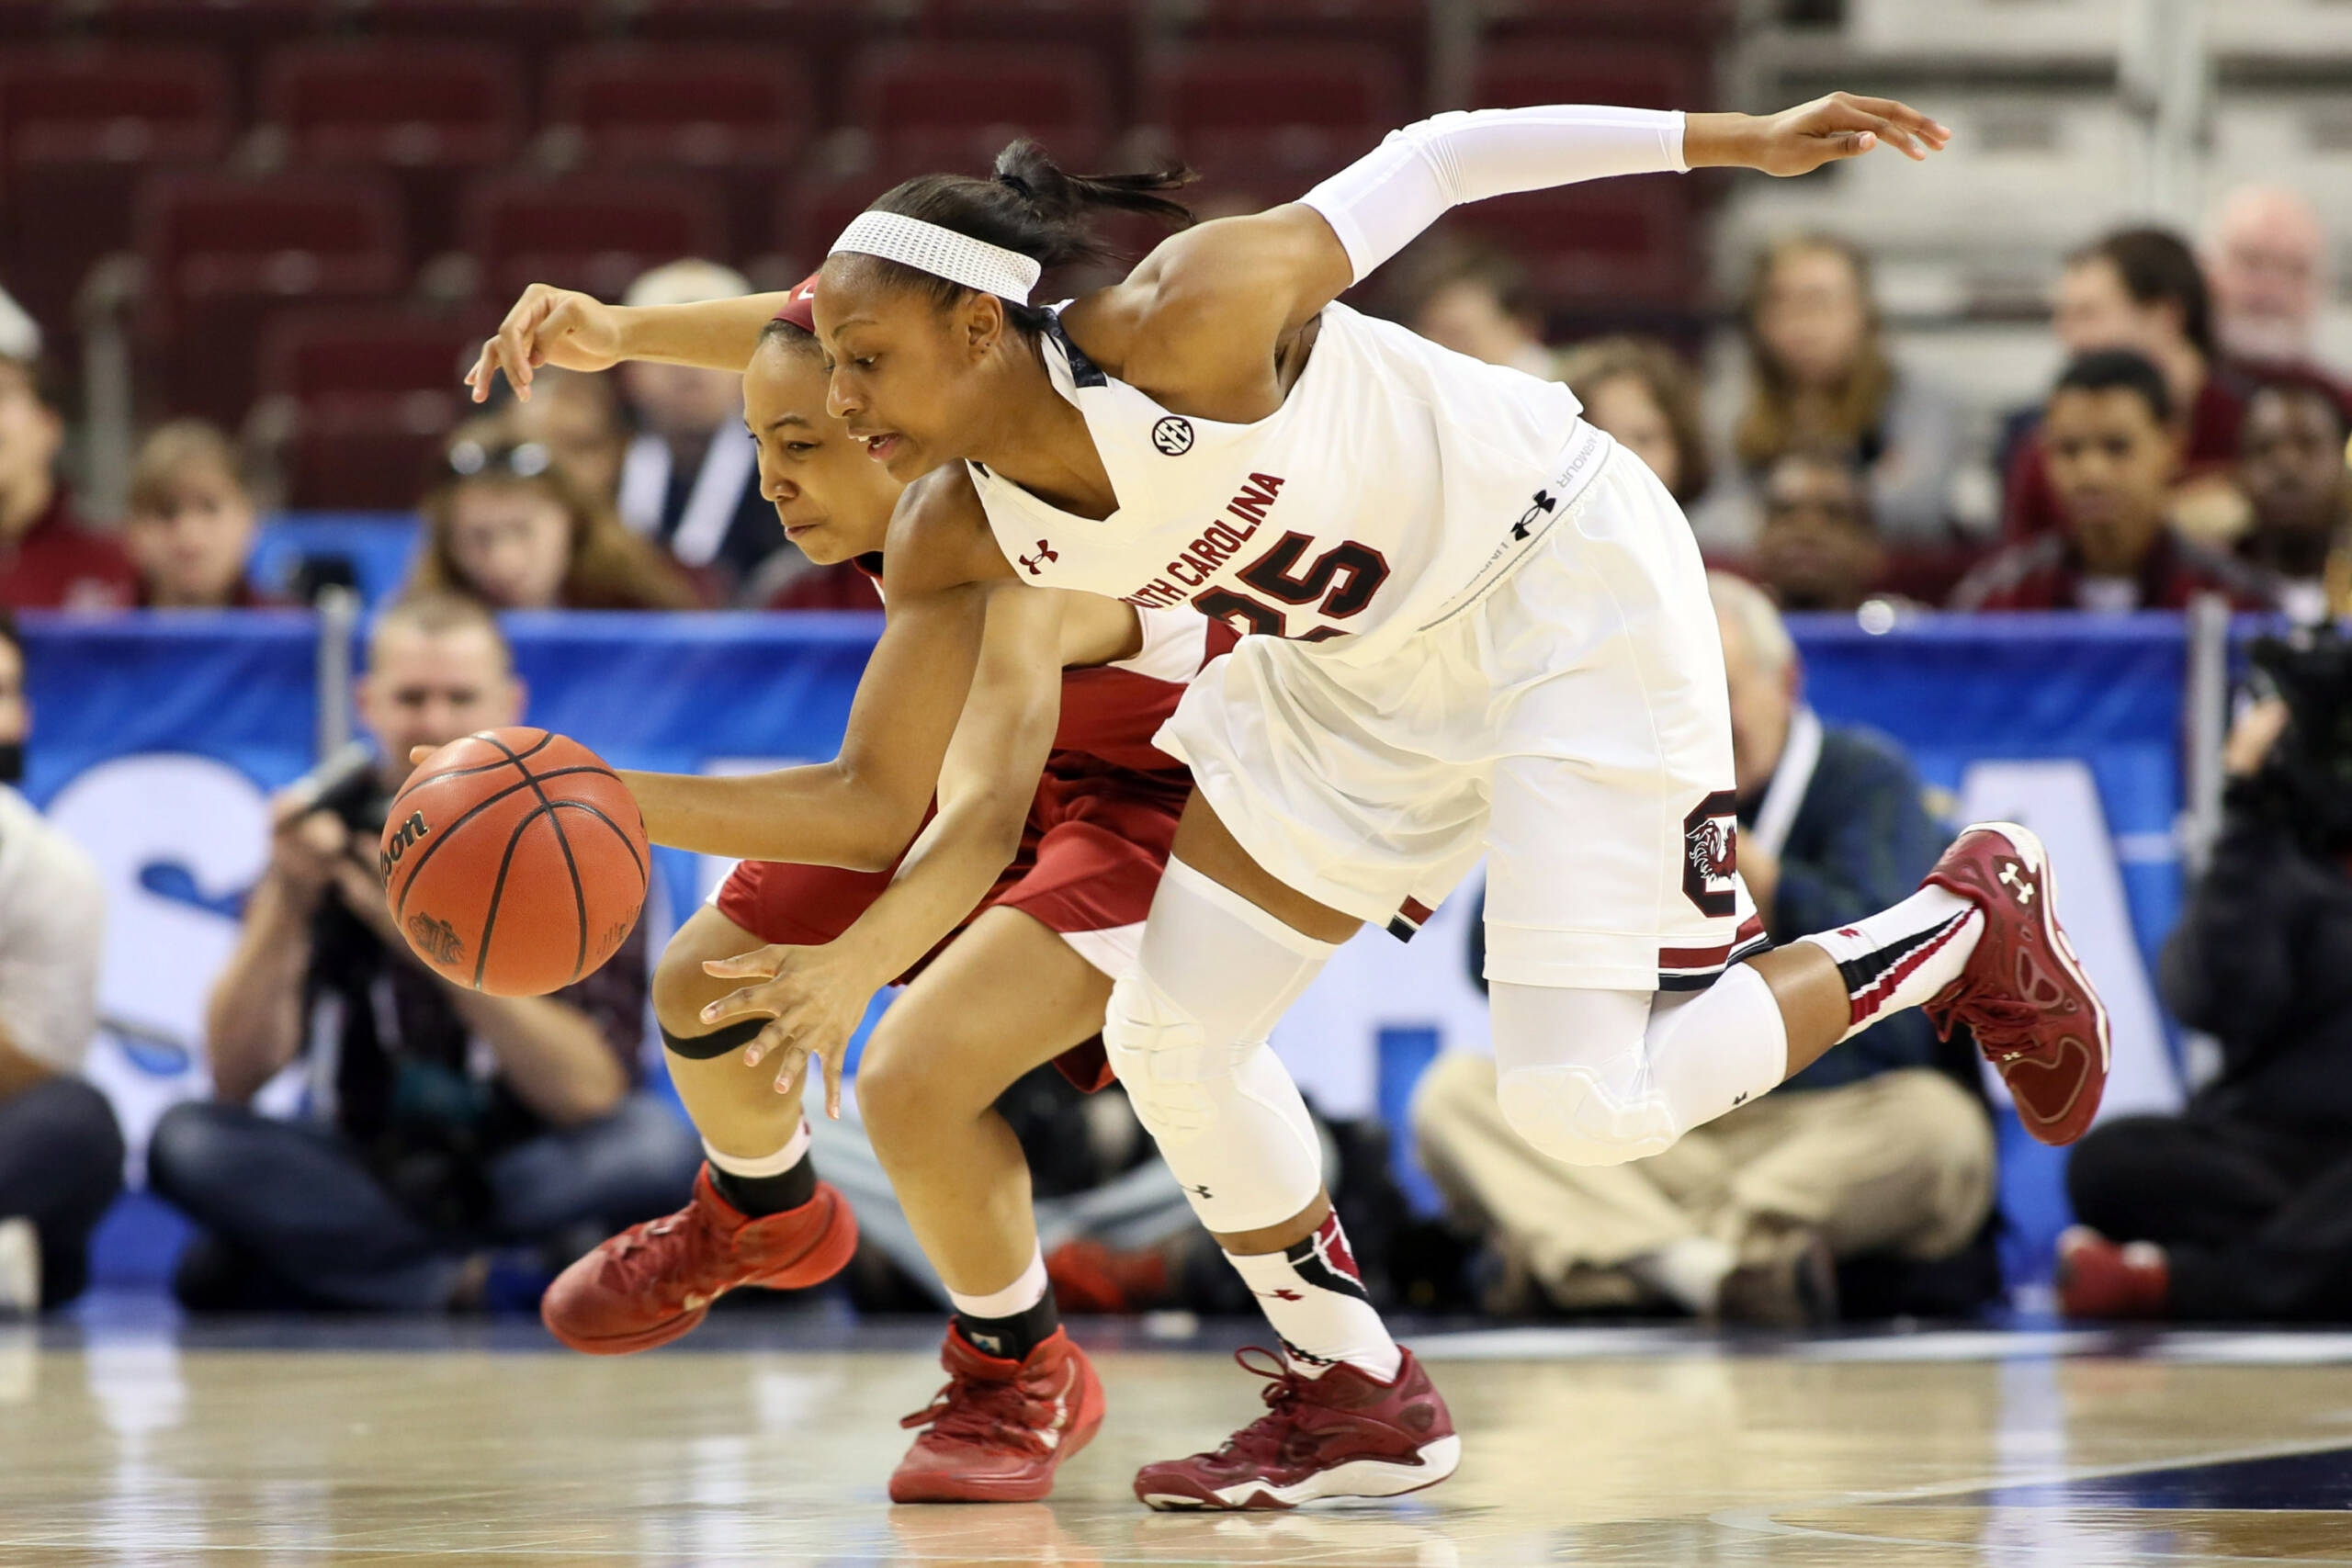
465, 283, 796, 402
694, 587, 1072, 1112
1074, 94, 1947, 408
618, 471, 1019, 872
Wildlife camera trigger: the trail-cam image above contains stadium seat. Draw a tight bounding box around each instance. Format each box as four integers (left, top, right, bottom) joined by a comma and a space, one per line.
254, 305, 492, 508
0, 1, 61, 42
623, 0, 872, 115
1447, 182, 1696, 310
846, 42, 1114, 170
0, 47, 235, 335
135, 170, 408, 424
352, 0, 603, 51
1471, 43, 1707, 114
1141, 44, 1403, 186
1477, 0, 1728, 44
459, 170, 729, 302
261, 42, 524, 258
1175, 0, 1426, 105
96, 0, 330, 52
543, 44, 808, 254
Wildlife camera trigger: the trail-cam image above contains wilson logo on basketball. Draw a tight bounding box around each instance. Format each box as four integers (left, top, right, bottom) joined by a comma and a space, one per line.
378, 810, 430, 881
407, 910, 465, 966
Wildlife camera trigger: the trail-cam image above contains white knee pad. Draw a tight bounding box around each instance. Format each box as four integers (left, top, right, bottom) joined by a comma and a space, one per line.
1488, 971, 1789, 1167
1495, 1061, 1679, 1168
1103, 968, 1325, 1234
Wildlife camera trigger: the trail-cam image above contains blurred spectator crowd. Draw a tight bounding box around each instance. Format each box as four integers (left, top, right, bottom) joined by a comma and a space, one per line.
0, 0, 2349, 1333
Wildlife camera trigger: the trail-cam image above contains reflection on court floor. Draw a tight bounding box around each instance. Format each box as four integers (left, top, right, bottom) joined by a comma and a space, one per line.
4, 1313, 2350, 1565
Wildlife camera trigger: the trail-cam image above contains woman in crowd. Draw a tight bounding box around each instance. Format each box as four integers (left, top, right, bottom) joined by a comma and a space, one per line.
407, 421, 704, 611
1558, 335, 1711, 507
1706, 232, 1968, 547
123, 421, 273, 609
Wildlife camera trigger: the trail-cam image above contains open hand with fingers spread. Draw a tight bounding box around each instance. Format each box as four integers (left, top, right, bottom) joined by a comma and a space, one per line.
1687, 91, 1951, 178
698, 939, 892, 1119
464, 283, 626, 405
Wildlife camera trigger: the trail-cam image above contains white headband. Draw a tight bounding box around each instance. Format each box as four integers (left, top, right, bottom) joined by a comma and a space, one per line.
831, 211, 1042, 306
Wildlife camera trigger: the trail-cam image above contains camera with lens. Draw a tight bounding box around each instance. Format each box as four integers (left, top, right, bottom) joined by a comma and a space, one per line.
2238, 626, 2352, 855
293, 741, 392, 843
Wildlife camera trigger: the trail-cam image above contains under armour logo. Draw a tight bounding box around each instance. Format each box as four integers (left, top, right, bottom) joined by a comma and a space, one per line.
1255, 1289, 1305, 1302
1511, 489, 1556, 541
1185, 1183, 1213, 1200
1019, 539, 1058, 576
1998, 862, 2035, 904
1731, 1091, 1748, 1107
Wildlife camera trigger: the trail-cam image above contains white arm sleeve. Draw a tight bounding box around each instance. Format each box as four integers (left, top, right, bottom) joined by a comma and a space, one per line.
1301, 105, 1687, 285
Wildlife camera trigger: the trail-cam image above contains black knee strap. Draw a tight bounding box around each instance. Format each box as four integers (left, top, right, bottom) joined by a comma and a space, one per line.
662, 1019, 764, 1061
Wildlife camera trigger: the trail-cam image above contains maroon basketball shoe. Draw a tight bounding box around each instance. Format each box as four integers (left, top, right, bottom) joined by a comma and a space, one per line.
539, 1165, 857, 1354
1132, 1348, 1459, 1511
890, 1325, 1105, 1503
1921, 821, 2110, 1146
2056, 1226, 2170, 1320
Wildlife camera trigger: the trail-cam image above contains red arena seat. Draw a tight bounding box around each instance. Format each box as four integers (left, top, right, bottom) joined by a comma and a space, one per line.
1448, 182, 1697, 310
1142, 44, 1403, 186
136, 170, 408, 423
261, 41, 523, 256
255, 305, 493, 508
544, 45, 809, 169
846, 42, 1113, 170
460, 170, 729, 301
1470, 43, 1707, 114
0, 46, 233, 332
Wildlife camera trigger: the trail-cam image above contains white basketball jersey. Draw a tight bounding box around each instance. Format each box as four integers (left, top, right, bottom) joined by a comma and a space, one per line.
967, 301, 1613, 661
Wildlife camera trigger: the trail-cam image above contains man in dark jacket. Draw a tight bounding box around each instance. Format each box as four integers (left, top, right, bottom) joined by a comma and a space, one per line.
1415, 575, 1995, 1325
2062, 674, 2352, 1320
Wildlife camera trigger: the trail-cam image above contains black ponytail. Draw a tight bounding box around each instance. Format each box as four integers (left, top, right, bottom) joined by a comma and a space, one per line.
852, 140, 1195, 329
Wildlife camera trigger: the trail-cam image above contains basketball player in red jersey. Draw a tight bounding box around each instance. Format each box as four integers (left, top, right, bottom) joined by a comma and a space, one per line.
474, 90, 2104, 1512
534, 285, 1243, 1503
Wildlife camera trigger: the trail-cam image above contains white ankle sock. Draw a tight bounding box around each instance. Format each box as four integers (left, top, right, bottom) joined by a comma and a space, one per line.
946, 1243, 1048, 1322
1799, 885, 1983, 1043
704, 1118, 808, 1179
1627, 1235, 1735, 1314
1225, 1214, 1402, 1382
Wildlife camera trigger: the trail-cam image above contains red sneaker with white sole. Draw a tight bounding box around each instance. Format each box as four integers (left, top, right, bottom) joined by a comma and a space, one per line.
1133, 1348, 1459, 1511
890, 1326, 1105, 1503
1923, 821, 2111, 1146
2057, 1225, 2170, 1320
539, 1165, 857, 1354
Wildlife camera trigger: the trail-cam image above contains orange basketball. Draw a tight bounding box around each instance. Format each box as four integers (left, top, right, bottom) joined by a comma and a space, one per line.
379, 727, 649, 998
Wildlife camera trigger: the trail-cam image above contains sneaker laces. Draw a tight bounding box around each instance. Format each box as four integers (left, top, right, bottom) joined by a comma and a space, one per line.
1202, 1348, 1316, 1465
899, 1367, 1052, 1454
602, 1201, 729, 1299
1930, 983, 2047, 1064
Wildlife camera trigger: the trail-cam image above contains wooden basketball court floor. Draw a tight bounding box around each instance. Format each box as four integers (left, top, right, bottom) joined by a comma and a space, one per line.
5, 1310, 2352, 1565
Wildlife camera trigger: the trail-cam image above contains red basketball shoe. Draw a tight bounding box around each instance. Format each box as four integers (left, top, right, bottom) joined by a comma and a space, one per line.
890, 1326, 1105, 1503
1132, 1348, 1459, 1511
1922, 821, 2110, 1146
539, 1165, 857, 1354
2056, 1226, 2170, 1320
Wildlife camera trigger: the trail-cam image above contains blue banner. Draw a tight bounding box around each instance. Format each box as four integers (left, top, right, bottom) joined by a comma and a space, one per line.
28, 607, 2204, 1297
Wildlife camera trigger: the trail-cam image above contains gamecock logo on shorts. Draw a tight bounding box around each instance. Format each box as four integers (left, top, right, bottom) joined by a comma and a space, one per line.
408, 911, 465, 966
1680, 790, 1739, 918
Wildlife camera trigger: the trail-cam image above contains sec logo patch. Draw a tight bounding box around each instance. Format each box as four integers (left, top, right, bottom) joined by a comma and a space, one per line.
1151, 416, 1194, 456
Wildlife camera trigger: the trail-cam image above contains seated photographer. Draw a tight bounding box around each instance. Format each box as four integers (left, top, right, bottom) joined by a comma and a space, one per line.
148, 592, 700, 1312
0, 610, 121, 1312
2062, 636, 2352, 1321
1413, 575, 1994, 1325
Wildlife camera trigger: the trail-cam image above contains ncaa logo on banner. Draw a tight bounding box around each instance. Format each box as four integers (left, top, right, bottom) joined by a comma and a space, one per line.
1151, 416, 1194, 456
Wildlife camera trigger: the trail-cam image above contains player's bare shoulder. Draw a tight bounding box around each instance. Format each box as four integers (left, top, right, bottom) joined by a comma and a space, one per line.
878, 463, 1016, 597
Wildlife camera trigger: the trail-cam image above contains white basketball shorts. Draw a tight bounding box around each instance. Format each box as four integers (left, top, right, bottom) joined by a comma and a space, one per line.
1156, 438, 1764, 993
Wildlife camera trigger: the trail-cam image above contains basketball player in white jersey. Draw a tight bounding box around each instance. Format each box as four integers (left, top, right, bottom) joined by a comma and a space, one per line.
471, 91, 2109, 1512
